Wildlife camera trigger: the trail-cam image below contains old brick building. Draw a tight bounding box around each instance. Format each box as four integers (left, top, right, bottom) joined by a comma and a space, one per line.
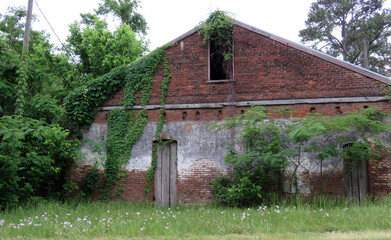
72, 20, 391, 205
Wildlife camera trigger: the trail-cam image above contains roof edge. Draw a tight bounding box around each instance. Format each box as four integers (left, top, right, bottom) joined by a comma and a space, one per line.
167, 19, 391, 85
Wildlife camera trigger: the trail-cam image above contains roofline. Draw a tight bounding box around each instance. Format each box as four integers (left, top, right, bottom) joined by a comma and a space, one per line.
168, 20, 391, 85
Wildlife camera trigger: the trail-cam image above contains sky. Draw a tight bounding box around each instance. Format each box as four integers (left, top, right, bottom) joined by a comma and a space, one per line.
1, 0, 391, 51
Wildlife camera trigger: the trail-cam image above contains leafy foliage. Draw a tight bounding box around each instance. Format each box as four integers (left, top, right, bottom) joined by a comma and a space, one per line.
199, 10, 234, 61
0, 7, 75, 118
0, 2, 151, 205
210, 106, 390, 206
104, 109, 148, 197
210, 106, 291, 206
80, 165, 100, 200
98, 49, 171, 198
23, 94, 66, 124
299, 0, 391, 75
67, 16, 145, 79
145, 53, 172, 194
290, 108, 389, 192
0, 35, 19, 116
96, 0, 148, 35
0, 115, 78, 208
64, 47, 166, 129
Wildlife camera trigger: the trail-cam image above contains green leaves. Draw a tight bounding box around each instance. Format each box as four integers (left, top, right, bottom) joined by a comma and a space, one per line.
67, 16, 145, 78
200, 10, 234, 61
96, 0, 148, 35
210, 105, 391, 201
0, 115, 79, 208
65, 48, 167, 128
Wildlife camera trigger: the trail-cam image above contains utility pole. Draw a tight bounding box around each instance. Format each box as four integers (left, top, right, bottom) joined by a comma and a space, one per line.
22, 0, 33, 56
15, 0, 33, 115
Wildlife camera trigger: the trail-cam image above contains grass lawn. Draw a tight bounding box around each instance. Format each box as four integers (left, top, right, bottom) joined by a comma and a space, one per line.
1, 198, 390, 239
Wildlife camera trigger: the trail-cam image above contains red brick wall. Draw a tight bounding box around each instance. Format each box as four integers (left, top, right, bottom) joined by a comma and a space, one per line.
94, 102, 391, 123
101, 25, 385, 107
369, 151, 391, 197
68, 164, 154, 202
177, 159, 228, 204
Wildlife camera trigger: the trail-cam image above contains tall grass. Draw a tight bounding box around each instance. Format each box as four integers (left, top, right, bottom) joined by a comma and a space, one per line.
1, 196, 391, 239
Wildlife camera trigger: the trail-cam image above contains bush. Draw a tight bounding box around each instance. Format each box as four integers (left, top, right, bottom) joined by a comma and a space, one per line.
209, 106, 390, 206
0, 115, 79, 208
211, 169, 264, 207
80, 165, 99, 200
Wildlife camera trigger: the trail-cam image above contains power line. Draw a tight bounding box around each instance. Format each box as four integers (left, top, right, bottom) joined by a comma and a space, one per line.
34, 0, 66, 48
34, 0, 77, 64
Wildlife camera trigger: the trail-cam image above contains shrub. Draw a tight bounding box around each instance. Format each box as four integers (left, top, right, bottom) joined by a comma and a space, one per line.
0, 115, 78, 208
210, 106, 390, 206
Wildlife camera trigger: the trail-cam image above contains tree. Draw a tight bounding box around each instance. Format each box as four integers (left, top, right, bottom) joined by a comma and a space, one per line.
299, 0, 391, 75
67, 16, 146, 80
0, 7, 74, 119
209, 106, 390, 206
96, 0, 148, 35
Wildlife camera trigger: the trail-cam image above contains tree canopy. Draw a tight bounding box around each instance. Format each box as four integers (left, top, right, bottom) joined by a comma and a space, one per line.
0, 1, 149, 207
67, 16, 146, 79
96, 0, 148, 35
299, 0, 391, 75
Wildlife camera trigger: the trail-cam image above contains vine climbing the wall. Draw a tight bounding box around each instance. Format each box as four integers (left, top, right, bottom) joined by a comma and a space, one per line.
64, 10, 236, 200
64, 45, 172, 198
144, 53, 172, 194
104, 50, 172, 198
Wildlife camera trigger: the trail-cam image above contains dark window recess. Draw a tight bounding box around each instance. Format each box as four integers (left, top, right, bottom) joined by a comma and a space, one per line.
210, 39, 233, 80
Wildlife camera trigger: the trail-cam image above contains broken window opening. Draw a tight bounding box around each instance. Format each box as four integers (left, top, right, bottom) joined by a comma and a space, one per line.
209, 38, 233, 81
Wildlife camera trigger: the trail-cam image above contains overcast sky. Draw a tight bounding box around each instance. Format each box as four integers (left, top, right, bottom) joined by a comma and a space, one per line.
1, 0, 391, 51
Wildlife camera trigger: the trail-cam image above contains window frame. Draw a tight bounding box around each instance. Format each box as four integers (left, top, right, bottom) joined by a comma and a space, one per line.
207, 39, 235, 83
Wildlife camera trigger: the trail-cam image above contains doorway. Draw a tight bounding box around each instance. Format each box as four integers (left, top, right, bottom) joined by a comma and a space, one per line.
343, 144, 368, 202
154, 141, 177, 207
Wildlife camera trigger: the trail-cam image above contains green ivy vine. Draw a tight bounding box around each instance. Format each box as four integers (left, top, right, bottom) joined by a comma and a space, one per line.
199, 10, 234, 61
103, 50, 172, 198
145, 54, 172, 194
64, 47, 167, 128
64, 45, 173, 198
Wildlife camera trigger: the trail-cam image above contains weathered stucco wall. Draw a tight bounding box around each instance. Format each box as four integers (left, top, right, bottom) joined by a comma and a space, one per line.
71, 105, 391, 203
76, 116, 355, 202
78, 120, 241, 203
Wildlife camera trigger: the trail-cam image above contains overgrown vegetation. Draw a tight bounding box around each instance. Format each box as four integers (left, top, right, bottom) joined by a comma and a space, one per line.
0, 0, 149, 207
199, 10, 234, 61
0, 116, 78, 209
199, 10, 234, 80
99, 49, 171, 198
2, 0, 391, 209
210, 106, 390, 207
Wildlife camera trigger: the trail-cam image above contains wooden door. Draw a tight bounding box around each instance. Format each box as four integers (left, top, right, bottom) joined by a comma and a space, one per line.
343, 158, 368, 202
154, 141, 177, 207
